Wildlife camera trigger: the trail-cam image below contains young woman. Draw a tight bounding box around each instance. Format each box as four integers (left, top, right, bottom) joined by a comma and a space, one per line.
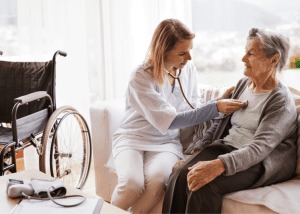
110, 19, 244, 213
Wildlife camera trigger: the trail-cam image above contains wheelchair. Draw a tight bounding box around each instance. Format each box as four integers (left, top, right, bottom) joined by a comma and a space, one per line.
0, 50, 92, 190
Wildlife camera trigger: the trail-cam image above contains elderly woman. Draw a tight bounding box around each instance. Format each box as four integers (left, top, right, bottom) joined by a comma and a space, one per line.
162, 28, 298, 214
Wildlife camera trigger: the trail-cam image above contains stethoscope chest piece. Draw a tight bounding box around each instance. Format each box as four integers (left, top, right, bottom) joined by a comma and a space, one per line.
213, 99, 249, 121
242, 100, 248, 109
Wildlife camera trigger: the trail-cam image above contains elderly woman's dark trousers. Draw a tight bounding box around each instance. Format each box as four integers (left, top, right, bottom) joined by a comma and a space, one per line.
162, 142, 264, 214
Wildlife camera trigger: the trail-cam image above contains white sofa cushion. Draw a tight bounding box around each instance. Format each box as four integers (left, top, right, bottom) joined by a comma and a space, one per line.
289, 88, 300, 176
222, 198, 277, 214
295, 108, 300, 176
90, 98, 125, 200
223, 179, 300, 214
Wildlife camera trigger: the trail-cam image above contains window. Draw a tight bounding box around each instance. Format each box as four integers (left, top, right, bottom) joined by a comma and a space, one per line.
0, 0, 18, 58
191, 0, 300, 91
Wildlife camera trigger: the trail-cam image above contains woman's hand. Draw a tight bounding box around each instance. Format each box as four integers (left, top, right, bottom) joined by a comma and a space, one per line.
218, 86, 235, 100
172, 159, 185, 172
187, 159, 225, 192
216, 99, 245, 115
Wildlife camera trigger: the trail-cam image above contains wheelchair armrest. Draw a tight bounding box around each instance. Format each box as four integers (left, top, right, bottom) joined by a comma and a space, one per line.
14, 91, 49, 104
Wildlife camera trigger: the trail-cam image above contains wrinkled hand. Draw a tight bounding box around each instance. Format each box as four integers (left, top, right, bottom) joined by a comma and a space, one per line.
187, 159, 225, 192
219, 86, 235, 100
172, 160, 185, 172
216, 99, 245, 115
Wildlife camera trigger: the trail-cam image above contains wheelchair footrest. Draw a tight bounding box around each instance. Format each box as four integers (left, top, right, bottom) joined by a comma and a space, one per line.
0, 141, 17, 175
30, 139, 36, 148
3, 163, 15, 172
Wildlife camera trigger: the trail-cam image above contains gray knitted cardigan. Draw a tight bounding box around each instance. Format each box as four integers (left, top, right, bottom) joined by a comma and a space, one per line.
194, 77, 298, 188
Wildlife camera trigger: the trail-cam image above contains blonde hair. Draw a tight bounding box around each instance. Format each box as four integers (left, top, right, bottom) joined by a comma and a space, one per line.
145, 19, 195, 86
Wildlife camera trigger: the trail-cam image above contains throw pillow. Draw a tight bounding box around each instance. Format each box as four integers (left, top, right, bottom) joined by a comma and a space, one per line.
183, 84, 228, 155
180, 125, 195, 151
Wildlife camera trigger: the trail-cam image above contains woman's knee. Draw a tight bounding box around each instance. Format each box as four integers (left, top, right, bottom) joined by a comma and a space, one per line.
118, 175, 145, 196
186, 184, 223, 213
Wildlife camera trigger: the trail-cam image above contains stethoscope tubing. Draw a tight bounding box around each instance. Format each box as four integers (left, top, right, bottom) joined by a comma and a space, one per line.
165, 69, 248, 121
166, 69, 195, 110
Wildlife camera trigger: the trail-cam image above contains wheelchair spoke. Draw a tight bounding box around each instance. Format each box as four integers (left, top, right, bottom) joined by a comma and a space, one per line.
40, 107, 91, 189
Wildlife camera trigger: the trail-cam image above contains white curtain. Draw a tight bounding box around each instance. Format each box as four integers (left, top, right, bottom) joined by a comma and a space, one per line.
1, 0, 192, 170
94, 0, 193, 101
15, 0, 93, 169
16, 0, 91, 119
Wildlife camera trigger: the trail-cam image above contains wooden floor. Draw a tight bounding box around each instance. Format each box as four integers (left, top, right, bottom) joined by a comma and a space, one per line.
81, 158, 97, 197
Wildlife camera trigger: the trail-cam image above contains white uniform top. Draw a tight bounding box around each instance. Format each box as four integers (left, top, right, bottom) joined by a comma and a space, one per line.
112, 61, 201, 159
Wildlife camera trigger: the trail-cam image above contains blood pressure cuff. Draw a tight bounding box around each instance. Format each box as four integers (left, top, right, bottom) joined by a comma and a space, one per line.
30, 177, 67, 198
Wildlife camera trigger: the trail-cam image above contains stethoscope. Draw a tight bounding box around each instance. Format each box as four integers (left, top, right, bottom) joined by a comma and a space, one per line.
165, 69, 248, 120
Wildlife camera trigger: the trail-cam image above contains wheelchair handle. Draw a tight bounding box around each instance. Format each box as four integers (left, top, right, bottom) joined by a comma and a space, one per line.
14, 91, 51, 105
58, 51, 67, 57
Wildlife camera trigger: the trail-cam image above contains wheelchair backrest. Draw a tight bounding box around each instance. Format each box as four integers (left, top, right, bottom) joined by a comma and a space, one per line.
0, 60, 55, 123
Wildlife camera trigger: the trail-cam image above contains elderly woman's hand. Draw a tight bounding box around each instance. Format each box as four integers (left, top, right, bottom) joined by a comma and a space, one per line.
219, 86, 235, 100
187, 159, 225, 192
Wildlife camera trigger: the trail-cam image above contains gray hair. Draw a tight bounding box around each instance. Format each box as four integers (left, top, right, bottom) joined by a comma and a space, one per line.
247, 28, 290, 73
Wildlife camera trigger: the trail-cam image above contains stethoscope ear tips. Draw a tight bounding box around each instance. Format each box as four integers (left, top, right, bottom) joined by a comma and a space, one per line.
242, 100, 248, 109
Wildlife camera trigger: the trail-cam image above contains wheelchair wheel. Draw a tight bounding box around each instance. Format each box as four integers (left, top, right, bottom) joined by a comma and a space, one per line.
39, 106, 92, 189
3, 154, 12, 175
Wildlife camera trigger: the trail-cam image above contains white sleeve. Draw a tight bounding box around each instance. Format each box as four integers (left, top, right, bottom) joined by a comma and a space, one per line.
128, 71, 176, 134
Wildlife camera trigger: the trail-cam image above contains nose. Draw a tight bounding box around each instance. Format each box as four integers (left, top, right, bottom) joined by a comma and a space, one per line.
186, 51, 192, 61
242, 53, 247, 62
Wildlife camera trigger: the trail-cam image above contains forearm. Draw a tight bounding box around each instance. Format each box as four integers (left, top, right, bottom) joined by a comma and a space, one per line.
195, 97, 218, 108
218, 133, 293, 176
213, 159, 226, 175
168, 101, 219, 130
218, 144, 265, 176
219, 108, 297, 176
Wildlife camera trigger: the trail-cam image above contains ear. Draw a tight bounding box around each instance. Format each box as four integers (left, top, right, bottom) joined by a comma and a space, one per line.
270, 54, 280, 68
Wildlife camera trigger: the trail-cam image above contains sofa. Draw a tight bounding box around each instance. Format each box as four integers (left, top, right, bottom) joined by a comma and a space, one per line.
90, 83, 300, 213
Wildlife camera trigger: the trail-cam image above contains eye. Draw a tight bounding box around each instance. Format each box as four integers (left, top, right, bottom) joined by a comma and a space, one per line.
179, 53, 185, 56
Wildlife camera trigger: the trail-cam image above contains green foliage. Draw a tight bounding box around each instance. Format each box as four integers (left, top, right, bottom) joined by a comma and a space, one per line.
290, 58, 300, 69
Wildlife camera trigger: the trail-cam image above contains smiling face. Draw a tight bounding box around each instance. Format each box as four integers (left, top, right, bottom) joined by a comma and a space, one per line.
164, 39, 193, 73
242, 39, 274, 80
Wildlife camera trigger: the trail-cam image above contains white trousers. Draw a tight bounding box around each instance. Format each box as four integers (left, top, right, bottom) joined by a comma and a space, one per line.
111, 149, 180, 214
